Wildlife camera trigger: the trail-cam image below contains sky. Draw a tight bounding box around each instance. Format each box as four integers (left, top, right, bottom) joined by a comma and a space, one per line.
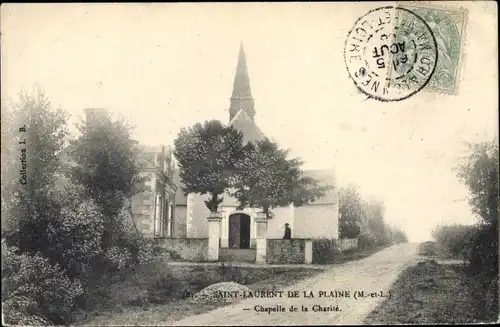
1, 2, 498, 242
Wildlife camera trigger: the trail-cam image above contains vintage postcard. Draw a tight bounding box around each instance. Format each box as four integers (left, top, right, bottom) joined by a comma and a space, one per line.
1, 2, 498, 326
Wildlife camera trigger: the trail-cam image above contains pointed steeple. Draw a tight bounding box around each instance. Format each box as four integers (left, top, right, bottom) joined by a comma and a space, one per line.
229, 42, 255, 122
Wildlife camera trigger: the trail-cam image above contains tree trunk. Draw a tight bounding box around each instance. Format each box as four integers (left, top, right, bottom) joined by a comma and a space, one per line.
263, 205, 270, 219
205, 193, 221, 213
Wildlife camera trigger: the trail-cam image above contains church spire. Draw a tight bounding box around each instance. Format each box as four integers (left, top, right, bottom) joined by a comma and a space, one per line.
229, 42, 255, 122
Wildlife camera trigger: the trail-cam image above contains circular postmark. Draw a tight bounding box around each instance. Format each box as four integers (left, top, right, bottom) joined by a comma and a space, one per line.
344, 6, 438, 101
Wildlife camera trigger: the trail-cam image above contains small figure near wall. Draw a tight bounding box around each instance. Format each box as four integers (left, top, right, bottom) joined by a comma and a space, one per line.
283, 223, 291, 240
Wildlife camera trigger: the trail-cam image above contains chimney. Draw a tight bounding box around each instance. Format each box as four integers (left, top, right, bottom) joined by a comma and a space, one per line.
83, 108, 109, 127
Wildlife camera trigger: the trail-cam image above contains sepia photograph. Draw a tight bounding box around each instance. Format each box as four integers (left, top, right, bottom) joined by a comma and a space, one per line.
1, 2, 498, 325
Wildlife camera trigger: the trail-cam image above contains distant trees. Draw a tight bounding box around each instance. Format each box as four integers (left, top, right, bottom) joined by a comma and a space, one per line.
338, 185, 362, 238
390, 226, 409, 244
363, 199, 392, 246
337, 183, 408, 247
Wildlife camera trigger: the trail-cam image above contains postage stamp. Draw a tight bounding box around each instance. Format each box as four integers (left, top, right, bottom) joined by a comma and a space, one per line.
397, 2, 468, 95
344, 6, 438, 102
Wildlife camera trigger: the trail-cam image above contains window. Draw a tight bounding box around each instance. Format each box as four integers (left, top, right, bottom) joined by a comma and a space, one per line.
170, 204, 174, 237
166, 203, 172, 237
154, 194, 163, 238
165, 203, 174, 237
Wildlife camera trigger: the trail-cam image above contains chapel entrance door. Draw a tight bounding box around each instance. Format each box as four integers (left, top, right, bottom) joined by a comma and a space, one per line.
228, 213, 251, 249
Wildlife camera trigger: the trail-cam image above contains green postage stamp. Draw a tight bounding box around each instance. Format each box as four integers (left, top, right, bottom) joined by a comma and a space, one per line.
398, 2, 468, 95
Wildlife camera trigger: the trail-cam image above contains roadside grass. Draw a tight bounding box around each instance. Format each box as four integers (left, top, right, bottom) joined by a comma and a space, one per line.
333, 244, 391, 263
75, 244, 391, 325
364, 260, 482, 324
313, 241, 392, 265
418, 241, 468, 262
74, 261, 324, 326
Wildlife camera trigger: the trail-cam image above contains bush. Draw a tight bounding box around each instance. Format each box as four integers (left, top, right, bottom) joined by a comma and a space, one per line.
431, 224, 476, 259
145, 262, 208, 304
104, 246, 133, 271
466, 223, 498, 278
137, 239, 161, 264
418, 241, 439, 256
312, 238, 340, 264
1, 297, 50, 326
2, 242, 83, 325
218, 261, 247, 284
101, 213, 161, 272
3, 184, 105, 280
358, 234, 378, 250
466, 222, 498, 321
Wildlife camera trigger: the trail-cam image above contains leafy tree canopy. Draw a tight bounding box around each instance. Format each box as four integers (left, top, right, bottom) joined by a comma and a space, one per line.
173, 120, 248, 212
339, 184, 363, 238
68, 110, 146, 248
2, 88, 69, 241
231, 139, 331, 218
455, 140, 499, 225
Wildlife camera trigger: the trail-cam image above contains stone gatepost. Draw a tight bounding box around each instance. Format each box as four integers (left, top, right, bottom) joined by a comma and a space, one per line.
255, 212, 268, 264
207, 212, 222, 261
304, 239, 313, 264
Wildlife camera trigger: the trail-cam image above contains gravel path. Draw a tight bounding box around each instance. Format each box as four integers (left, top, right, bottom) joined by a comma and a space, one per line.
168, 243, 423, 326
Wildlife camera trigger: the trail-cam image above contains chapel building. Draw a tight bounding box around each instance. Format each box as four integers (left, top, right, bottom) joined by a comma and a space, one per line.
170, 44, 340, 248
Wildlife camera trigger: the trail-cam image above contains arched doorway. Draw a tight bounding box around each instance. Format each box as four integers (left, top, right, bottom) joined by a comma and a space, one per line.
228, 213, 251, 249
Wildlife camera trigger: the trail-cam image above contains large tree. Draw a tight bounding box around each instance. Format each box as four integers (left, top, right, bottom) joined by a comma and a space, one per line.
1, 89, 68, 201
455, 139, 499, 319
1, 89, 105, 279
338, 184, 363, 238
231, 139, 331, 218
455, 140, 499, 225
2, 88, 69, 247
173, 120, 248, 213
68, 110, 146, 249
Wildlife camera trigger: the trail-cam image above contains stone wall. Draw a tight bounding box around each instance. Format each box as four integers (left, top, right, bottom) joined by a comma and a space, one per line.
129, 173, 156, 237
155, 238, 209, 262
188, 194, 210, 238
311, 238, 340, 264
173, 205, 187, 237
266, 239, 312, 264
338, 238, 358, 251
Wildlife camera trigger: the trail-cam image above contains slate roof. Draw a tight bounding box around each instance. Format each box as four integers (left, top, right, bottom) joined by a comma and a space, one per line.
228, 109, 267, 144
232, 43, 252, 99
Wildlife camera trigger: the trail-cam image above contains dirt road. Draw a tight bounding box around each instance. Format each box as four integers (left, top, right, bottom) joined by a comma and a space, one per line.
169, 243, 423, 326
